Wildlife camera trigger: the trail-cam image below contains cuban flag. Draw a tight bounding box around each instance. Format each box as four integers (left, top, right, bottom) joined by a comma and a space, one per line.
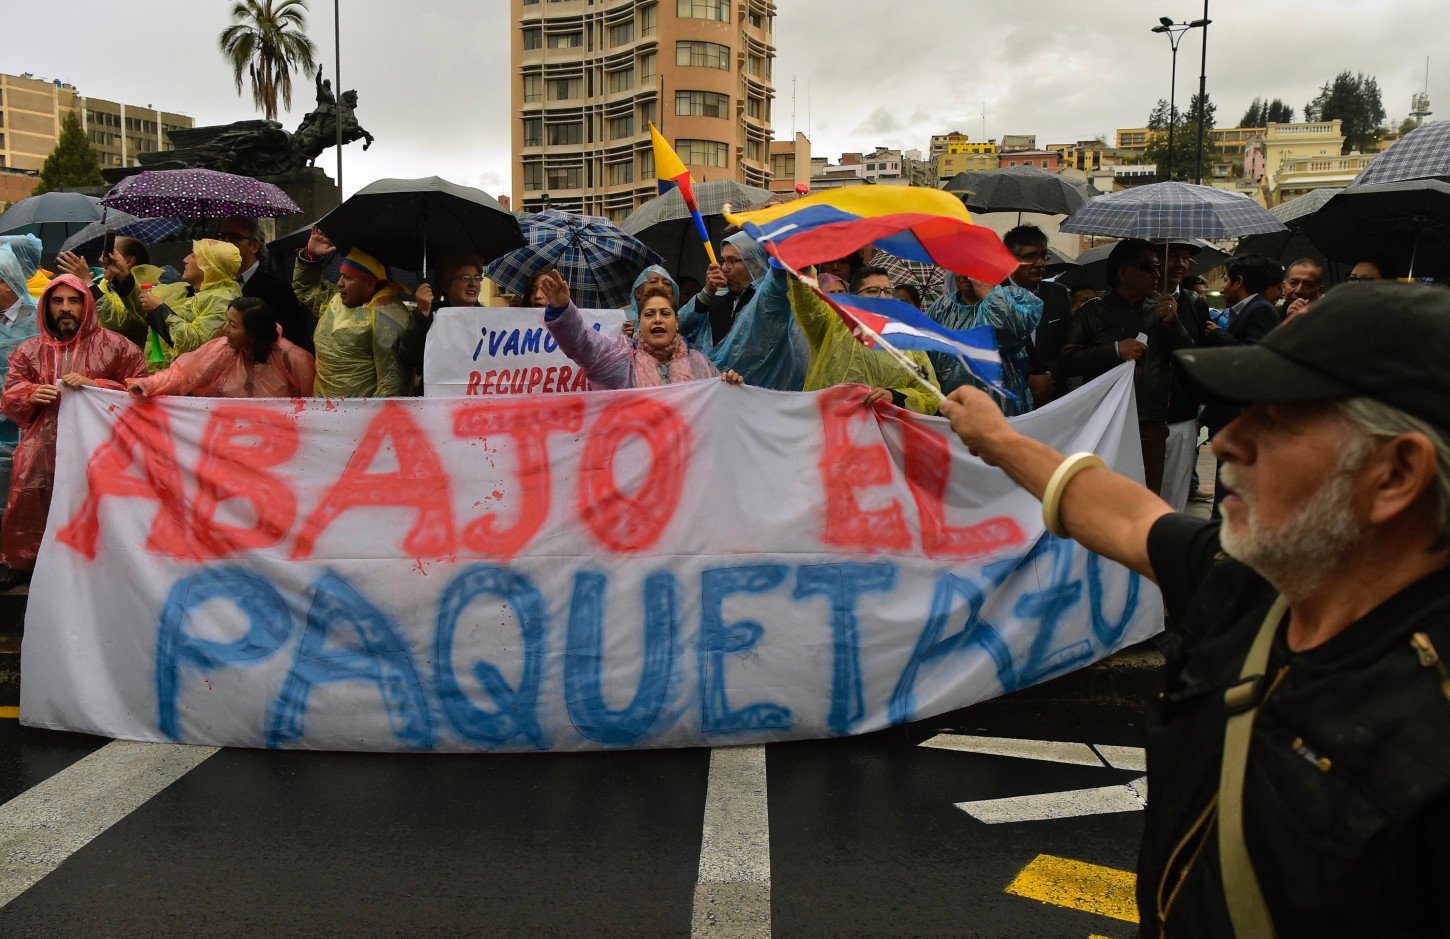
816, 286, 1011, 398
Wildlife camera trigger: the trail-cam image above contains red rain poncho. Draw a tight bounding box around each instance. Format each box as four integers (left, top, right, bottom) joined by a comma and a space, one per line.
129, 329, 316, 398
1, 274, 145, 571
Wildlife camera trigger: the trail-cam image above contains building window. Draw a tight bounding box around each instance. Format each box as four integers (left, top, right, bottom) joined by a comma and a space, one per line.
676, 90, 729, 118
524, 162, 544, 189
639, 52, 656, 84
547, 166, 584, 190
676, 41, 730, 69
639, 150, 655, 178
523, 74, 543, 102
548, 78, 582, 101
523, 27, 542, 49
675, 138, 728, 167
747, 54, 762, 78
746, 97, 763, 119
746, 139, 763, 162
608, 115, 634, 140
677, 0, 729, 20
748, 11, 762, 27
771, 153, 795, 178
547, 32, 582, 49
639, 100, 657, 127
609, 22, 634, 46
607, 68, 635, 93
522, 117, 542, 147
639, 4, 657, 35
547, 122, 583, 146
607, 161, 635, 186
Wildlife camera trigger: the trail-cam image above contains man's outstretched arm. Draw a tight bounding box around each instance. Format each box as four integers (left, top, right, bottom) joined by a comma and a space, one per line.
938, 385, 1173, 580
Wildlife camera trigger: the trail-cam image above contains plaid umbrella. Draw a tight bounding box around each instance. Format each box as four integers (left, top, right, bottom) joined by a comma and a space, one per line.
621, 179, 774, 282
942, 166, 1096, 216
1060, 182, 1285, 241
873, 249, 946, 307
59, 213, 187, 260
487, 210, 663, 309
1349, 121, 1450, 188
102, 168, 301, 218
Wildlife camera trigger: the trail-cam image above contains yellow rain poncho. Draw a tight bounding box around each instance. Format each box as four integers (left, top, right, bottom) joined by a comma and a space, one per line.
788, 277, 941, 415
118, 240, 241, 367
293, 249, 409, 398
96, 263, 187, 348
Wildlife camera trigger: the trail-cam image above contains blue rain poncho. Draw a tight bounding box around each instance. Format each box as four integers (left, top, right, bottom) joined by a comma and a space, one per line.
626, 265, 679, 326
676, 232, 807, 391
0, 236, 43, 510
926, 275, 1043, 416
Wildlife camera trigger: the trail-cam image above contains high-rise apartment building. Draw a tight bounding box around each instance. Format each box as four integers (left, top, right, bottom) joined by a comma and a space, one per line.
0, 72, 192, 173
510, 0, 776, 221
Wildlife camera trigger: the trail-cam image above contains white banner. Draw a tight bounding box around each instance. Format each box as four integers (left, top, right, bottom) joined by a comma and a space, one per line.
423, 306, 627, 397
20, 365, 1159, 752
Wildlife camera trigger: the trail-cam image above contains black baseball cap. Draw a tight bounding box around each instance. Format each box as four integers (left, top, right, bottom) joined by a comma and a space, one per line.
1173, 282, 1450, 432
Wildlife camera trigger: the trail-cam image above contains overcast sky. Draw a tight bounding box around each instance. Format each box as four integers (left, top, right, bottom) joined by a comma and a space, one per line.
8, 0, 1445, 198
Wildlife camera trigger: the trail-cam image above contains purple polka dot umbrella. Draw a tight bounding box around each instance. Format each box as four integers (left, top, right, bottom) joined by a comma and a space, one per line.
100, 169, 301, 219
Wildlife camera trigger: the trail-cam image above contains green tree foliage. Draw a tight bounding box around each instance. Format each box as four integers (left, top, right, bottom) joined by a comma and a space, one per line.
219, 0, 318, 121
1305, 71, 1387, 152
1144, 93, 1218, 181
32, 111, 105, 195
1239, 97, 1295, 127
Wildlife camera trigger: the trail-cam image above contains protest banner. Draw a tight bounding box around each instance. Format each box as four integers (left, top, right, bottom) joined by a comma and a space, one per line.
20, 365, 1160, 752
423, 306, 627, 397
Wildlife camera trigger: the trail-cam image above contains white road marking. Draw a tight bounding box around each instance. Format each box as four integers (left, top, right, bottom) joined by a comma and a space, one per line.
691, 745, 771, 938
0, 739, 218, 907
955, 775, 1149, 824
1093, 743, 1147, 772
921, 733, 1105, 767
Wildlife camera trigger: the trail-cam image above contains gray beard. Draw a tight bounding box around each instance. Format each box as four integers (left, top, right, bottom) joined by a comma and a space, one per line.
1219, 466, 1366, 602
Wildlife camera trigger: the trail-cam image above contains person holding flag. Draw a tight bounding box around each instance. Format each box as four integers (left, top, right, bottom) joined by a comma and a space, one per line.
926, 271, 1043, 415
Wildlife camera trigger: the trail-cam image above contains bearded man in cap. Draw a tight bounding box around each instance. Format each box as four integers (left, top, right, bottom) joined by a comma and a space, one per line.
294, 226, 410, 397
937, 281, 1450, 936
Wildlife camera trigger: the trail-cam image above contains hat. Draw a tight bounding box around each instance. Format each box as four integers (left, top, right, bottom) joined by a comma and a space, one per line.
1173, 282, 1450, 431
339, 247, 386, 284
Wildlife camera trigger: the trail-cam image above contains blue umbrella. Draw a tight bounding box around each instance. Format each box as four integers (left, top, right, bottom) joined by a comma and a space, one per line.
1060, 182, 1285, 241
58, 213, 188, 260
0, 192, 105, 257
1349, 121, 1450, 188
487, 210, 663, 309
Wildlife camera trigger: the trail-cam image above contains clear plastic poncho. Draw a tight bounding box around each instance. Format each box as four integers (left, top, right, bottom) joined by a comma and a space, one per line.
130, 329, 316, 399
293, 255, 410, 398
0, 236, 43, 511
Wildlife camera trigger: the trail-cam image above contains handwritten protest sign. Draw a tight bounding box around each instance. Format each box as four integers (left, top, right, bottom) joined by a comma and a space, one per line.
423, 306, 627, 397
20, 365, 1160, 752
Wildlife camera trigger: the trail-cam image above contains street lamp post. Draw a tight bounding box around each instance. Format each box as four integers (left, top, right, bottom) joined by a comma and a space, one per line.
1150, 16, 1211, 182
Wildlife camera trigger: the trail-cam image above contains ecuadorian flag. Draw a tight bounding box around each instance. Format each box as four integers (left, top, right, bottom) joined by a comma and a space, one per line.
726, 187, 1018, 286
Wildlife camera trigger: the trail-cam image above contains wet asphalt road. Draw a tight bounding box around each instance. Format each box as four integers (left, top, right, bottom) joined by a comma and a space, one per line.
0, 628, 1156, 939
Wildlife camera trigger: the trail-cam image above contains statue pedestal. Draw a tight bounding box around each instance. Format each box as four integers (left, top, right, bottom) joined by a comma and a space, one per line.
262, 167, 340, 237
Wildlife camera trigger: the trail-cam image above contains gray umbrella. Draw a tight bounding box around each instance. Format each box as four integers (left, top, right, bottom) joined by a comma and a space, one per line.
942, 166, 1096, 217
621, 179, 774, 282
0, 192, 105, 258
1348, 121, 1450, 188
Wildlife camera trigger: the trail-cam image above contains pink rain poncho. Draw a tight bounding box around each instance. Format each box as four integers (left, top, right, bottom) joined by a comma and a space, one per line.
130, 329, 316, 398
1, 274, 146, 571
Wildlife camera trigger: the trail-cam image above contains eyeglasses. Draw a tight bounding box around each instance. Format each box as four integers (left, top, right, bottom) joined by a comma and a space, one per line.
1013, 251, 1049, 264
217, 231, 255, 244
855, 285, 895, 297
1129, 261, 1162, 274
451, 274, 485, 284
720, 256, 743, 267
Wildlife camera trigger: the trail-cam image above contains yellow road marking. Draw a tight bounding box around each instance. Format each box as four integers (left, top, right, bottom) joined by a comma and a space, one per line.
0, 706, 18, 719
1006, 853, 1139, 924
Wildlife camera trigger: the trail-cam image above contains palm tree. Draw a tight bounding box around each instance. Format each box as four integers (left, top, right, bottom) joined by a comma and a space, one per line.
219, 0, 318, 121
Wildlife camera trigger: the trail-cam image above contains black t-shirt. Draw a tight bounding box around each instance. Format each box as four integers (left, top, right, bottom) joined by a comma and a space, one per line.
1139, 514, 1450, 938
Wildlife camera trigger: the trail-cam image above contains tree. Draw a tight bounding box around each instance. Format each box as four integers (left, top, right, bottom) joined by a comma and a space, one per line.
219, 0, 318, 122
32, 111, 105, 195
1239, 97, 1295, 127
1143, 92, 1217, 181
1304, 71, 1387, 152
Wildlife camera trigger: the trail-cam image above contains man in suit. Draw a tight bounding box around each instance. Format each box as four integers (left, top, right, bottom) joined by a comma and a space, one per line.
1201, 254, 1284, 512
1160, 241, 1214, 511
1002, 225, 1073, 407
218, 217, 315, 352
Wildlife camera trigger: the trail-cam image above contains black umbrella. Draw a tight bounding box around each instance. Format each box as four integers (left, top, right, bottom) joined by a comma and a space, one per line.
266, 223, 423, 292
620, 179, 774, 282
316, 176, 524, 276
1235, 188, 1341, 264
1300, 180, 1450, 278
942, 166, 1096, 217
